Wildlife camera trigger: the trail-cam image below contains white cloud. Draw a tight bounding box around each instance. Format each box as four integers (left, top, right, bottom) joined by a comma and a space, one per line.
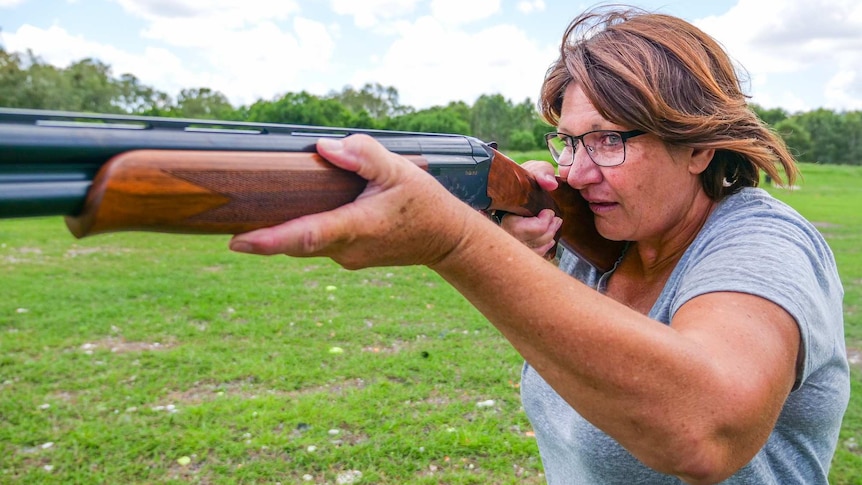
3, 23, 195, 95
825, 62, 862, 111
517, 0, 546, 14
330, 0, 421, 29
0, 0, 27, 7
113, 0, 300, 24
695, 0, 862, 110
2, 6, 336, 107
142, 14, 336, 105
349, 15, 555, 108
429, 0, 501, 25
108, 0, 334, 105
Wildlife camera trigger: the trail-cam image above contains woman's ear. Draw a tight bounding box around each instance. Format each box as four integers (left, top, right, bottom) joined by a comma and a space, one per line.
688, 147, 715, 175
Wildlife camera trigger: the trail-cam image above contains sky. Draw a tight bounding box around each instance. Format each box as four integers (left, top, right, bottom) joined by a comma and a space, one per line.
1, 0, 861, 113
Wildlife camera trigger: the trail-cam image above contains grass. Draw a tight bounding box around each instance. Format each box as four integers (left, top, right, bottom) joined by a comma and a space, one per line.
0, 222, 539, 483
0, 161, 860, 483
764, 163, 862, 484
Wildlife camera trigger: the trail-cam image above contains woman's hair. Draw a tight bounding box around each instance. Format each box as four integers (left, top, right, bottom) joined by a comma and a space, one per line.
540, 6, 798, 199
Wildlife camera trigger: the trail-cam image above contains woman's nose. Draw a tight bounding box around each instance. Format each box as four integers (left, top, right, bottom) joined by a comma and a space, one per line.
560, 147, 602, 190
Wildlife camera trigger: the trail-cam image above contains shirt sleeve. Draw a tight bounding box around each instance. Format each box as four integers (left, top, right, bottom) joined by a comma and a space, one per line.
669, 193, 844, 388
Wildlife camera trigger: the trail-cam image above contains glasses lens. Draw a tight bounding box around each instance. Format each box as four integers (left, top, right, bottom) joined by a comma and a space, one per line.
546, 133, 572, 165
583, 131, 625, 167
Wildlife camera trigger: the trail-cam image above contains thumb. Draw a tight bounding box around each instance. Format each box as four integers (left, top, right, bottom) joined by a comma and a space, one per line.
522, 160, 559, 191
316, 134, 408, 189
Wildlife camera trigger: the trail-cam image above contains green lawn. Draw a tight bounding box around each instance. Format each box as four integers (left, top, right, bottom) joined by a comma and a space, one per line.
763, 163, 862, 484
0, 161, 859, 483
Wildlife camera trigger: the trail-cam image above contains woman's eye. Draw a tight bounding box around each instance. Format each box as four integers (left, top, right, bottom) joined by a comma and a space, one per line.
602, 133, 622, 145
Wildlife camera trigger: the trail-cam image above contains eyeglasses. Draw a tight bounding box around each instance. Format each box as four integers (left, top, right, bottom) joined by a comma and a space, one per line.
545, 129, 646, 167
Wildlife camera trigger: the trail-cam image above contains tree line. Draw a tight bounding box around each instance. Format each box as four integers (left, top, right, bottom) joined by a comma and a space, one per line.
2, 46, 860, 164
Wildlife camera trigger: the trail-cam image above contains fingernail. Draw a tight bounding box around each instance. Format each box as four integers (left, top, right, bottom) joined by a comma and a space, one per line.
317, 137, 344, 152
230, 240, 252, 253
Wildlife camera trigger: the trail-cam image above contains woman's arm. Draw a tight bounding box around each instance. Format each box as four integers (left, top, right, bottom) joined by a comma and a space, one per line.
230, 135, 800, 484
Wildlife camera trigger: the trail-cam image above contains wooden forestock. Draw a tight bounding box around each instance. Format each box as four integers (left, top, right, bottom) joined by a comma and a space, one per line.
65, 150, 379, 238
66, 149, 623, 271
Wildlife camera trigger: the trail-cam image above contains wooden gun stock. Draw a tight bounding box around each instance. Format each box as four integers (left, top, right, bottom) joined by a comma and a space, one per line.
486, 149, 624, 269
65, 150, 374, 237
66, 149, 624, 271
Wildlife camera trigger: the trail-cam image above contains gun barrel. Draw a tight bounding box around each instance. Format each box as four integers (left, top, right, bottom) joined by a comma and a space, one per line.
0, 108, 494, 218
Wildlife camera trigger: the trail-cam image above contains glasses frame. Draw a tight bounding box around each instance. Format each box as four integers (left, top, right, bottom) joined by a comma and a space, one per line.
545, 129, 646, 167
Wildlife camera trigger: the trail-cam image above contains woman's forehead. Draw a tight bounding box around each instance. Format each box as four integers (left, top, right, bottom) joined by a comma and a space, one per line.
558, 84, 622, 133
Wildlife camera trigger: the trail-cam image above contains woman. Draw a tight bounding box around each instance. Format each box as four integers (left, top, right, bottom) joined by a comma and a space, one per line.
229, 7, 848, 484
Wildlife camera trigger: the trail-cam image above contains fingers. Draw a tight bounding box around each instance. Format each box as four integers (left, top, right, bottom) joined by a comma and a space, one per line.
522, 160, 559, 191
500, 208, 562, 256
230, 134, 398, 257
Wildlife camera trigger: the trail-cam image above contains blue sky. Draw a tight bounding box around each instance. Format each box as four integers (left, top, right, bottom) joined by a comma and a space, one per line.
1, 0, 861, 113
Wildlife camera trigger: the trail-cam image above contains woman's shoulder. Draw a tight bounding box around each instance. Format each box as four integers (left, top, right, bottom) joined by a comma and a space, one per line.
703, 187, 827, 250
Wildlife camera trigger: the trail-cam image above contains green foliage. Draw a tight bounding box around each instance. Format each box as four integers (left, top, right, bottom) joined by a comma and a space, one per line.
791, 109, 862, 165
327, 82, 407, 119
0, 49, 125, 113
387, 104, 470, 134
470, 95, 543, 151
508, 129, 537, 151
750, 103, 789, 126
172, 88, 239, 120
247, 91, 359, 127
774, 117, 814, 162
115, 73, 173, 115
1, 46, 861, 164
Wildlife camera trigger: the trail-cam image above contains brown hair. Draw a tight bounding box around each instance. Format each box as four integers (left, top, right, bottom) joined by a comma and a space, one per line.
540, 6, 798, 199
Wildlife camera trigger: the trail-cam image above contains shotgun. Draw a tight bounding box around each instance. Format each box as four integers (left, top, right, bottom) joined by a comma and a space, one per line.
0, 107, 622, 271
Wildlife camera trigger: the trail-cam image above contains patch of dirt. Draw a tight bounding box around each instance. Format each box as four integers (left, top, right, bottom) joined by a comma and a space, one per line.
163, 377, 372, 407
80, 337, 175, 354
361, 339, 411, 354
847, 347, 861, 370
64, 246, 131, 258
812, 221, 841, 229
2, 246, 45, 264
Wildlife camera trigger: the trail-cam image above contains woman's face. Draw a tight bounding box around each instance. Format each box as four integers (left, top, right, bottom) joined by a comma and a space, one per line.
556, 83, 712, 245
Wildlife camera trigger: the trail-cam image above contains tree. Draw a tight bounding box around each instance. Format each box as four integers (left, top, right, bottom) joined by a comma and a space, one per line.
750, 103, 788, 127
795, 109, 847, 164
774, 118, 813, 163
0, 47, 28, 107
388, 105, 470, 134
247, 91, 355, 126
470, 95, 543, 150
509, 129, 537, 151
842, 111, 862, 166
116, 73, 173, 115
327, 83, 408, 119
172, 87, 238, 119
64, 58, 123, 113
0, 48, 68, 110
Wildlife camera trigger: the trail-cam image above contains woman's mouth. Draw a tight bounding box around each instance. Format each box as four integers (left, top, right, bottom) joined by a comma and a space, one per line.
588, 200, 618, 214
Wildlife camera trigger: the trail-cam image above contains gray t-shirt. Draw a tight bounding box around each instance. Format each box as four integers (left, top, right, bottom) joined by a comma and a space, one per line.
521, 187, 849, 484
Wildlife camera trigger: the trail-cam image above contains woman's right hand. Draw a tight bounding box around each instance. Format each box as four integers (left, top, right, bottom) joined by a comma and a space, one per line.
498, 161, 563, 257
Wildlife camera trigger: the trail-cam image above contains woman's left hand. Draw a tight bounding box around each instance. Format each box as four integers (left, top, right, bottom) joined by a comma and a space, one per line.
229, 134, 473, 269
